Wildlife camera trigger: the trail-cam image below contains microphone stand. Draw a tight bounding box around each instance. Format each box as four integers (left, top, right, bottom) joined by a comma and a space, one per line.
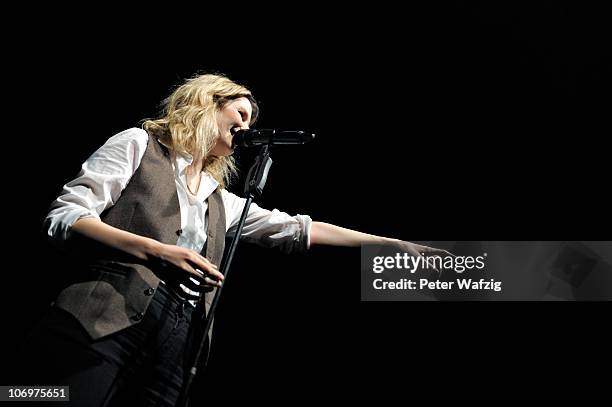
176, 144, 273, 407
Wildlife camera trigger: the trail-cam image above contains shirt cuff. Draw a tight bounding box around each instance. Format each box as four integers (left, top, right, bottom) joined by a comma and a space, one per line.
294, 214, 312, 253
44, 207, 100, 247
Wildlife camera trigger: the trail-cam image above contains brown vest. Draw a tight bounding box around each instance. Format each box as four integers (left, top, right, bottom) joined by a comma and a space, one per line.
54, 133, 226, 341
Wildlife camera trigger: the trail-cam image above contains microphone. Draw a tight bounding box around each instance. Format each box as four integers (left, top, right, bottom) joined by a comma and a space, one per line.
231, 128, 315, 148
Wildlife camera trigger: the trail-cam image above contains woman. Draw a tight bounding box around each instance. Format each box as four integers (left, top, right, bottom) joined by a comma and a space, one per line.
20, 73, 447, 406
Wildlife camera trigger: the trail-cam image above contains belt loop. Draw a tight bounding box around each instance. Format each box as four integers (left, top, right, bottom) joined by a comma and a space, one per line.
174, 301, 186, 330
177, 301, 185, 319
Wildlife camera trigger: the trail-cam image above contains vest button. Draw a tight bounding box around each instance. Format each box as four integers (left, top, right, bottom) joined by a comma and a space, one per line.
176, 229, 183, 236
144, 288, 155, 296
132, 312, 144, 321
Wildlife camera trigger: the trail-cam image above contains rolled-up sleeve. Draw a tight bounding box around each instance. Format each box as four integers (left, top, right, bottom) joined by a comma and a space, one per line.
222, 189, 312, 254
43, 128, 149, 246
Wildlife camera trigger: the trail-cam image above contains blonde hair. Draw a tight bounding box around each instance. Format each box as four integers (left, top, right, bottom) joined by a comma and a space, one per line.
142, 73, 258, 188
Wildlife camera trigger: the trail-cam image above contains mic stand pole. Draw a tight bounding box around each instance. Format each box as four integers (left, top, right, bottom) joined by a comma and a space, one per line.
177, 144, 273, 407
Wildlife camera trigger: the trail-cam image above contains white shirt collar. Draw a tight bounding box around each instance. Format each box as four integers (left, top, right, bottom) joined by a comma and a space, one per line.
159, 138, 220, 199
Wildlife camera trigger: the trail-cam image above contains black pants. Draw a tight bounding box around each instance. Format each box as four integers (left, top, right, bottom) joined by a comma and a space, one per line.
16, 283, 205, 406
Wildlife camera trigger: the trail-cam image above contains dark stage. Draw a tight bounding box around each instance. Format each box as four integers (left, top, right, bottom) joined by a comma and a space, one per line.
2, 3, 610, 403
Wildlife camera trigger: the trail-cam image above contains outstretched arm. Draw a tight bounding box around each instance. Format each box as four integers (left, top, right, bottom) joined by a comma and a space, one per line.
310, 221, 452, 260
310, 221, 396, 247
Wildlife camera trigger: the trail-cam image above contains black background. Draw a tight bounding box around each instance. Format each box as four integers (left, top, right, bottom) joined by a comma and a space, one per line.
3, 3, 610, 401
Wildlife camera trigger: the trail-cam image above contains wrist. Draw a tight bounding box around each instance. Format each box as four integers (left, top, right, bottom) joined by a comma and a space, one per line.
380, 237, 401, 244
139, 237, 164, 262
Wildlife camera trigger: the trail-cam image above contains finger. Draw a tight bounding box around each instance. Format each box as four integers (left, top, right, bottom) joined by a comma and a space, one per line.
191, 267, 224, 286
202, 275, 223, 288
180, 275, 221, 292
427, 248, 456, 258
418, 245, 439, 254
422, 246, 456, 258
180, 279, 219, 295
196, 253, 218, 269
206, 267, 225, 282
181, 264, 214, 287
443, 250, 457, 258
188, 255, 224, 281
420, 254, 441, 274
419, 255, 442, 275
188, 267, 223, 288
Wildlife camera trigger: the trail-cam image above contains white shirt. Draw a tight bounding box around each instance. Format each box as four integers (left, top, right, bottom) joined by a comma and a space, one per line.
44, 127, 312, 304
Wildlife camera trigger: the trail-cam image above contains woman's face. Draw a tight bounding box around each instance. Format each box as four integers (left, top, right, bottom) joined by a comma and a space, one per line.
210, 97, 253, 157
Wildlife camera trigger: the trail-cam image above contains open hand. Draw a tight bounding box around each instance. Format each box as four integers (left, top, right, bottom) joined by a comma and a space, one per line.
385, 239, 455, 273
148, 242, 224, 295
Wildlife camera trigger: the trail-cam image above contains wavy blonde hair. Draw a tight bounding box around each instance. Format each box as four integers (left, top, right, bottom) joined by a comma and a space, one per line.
142, 73, 258, 188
